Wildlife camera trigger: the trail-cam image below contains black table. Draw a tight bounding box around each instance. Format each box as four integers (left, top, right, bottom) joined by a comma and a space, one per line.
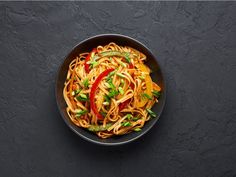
1, 2, 236, 177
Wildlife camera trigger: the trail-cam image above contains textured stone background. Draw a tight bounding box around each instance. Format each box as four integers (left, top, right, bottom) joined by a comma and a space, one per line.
0, 2, 236, 177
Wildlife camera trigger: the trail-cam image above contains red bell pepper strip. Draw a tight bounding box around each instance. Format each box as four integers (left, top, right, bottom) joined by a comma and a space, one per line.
85, 48, 97, 73
119, 99, 129, 111
128, 63, 134, 69
90, 68, 115, 120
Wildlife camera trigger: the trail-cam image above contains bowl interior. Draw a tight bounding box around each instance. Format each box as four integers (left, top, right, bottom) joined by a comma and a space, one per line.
56, 34, 166, 145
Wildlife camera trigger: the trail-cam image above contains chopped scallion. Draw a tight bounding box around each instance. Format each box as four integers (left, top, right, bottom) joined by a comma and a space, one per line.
76, 94, 89, 101
146, 108, 157, 117
122, 122, 131, 127
104, 95, 111, 102
83, 78, 89, 88
104, 82, 111, 88
118, 87, 124, 95
120, 79, 125, 86
118, 60, 127, 67
134, 128, 142, 132
152, 90, 161, 98
142, 93, 152, 100
116, 73, 125, 78
107, 90, 119, 98
126, 114, 132, 120
124, 53, 131, 63
90, 61, 99, 68
75, 110, 88, 118
75, 89, 81, 95
107, 70, 116, 79
107, 80, 116, 89
103, 102, 110, 106
88, 123, 112, 132
80, 93, 87, 99
132, 117, 140, 121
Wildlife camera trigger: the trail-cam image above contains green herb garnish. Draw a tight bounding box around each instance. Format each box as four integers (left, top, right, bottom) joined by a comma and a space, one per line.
80, 93, 87, 99
103, 101, 110, 106
132, 117, 140, 121
152, 90, 161, 98
107, 70, 116, 79
142, 93, 152, 100
74, 89, 82, 95
134, 128, 142, 132
104, 95, 111, 103
75, 110, 88, 118
83, 78, 89, 88
104, 83, 111, 88
126, 114, 132, 120
118, 60, 127, 67
76, 93, 89, 101
146, 108, 157, 117
122, 122, 131, 127
107, 80, 116, 89
107, 90, 119, 98
120, 79, 125, 87
124, 52, 131, 63
118, 87, 124, 95
116, 73, 126, 78
90, 61, 99, 68
88, 123, 112, 132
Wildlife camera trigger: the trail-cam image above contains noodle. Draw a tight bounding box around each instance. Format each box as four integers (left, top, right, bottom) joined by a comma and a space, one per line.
63, 43, 161, 138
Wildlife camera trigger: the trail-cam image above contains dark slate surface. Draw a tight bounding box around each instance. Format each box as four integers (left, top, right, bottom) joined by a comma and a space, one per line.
0, 2, 236, 177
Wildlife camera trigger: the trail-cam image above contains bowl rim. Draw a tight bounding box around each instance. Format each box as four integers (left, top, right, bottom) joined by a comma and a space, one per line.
55, 33, 166, 146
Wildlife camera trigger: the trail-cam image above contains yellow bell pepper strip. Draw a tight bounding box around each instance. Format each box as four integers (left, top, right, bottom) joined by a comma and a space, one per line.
153, 82, 161, 91
135, 63, 153, 107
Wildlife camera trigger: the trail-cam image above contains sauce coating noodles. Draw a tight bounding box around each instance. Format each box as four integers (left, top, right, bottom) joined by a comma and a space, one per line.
63, 43, 161, 138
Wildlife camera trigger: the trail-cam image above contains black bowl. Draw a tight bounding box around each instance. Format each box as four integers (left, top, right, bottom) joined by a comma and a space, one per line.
55, 34, 166, 146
